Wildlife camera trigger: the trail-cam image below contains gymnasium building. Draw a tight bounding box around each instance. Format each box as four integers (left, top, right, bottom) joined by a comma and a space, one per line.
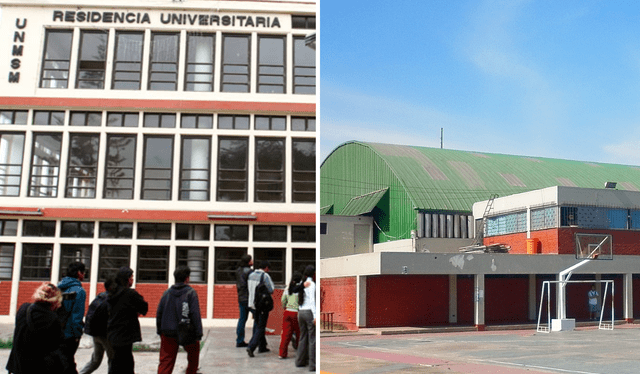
320, 141, 640, 330
0, 0, 316, 328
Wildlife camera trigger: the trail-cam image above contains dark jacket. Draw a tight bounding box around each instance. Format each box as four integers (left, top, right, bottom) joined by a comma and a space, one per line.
107, 286, 148, 347
235, 266, 252, 303
58, 276, 86, 339
156, 283, 203, 340
6, 302, 67, 374
84, 291, 109, 337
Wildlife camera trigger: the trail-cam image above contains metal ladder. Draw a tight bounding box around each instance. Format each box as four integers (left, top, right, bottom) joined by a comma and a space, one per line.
474, 194, 499, 246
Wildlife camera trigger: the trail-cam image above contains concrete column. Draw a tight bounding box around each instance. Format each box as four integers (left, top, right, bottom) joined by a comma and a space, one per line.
624, 273, 633, 323
529, 274, 537, 321
357, 275, 367, 328
449, 274, 457, 324
474, 274, 485, 330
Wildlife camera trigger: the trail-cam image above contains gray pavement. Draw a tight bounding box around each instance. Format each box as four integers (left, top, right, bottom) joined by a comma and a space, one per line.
0, 323, 315, 373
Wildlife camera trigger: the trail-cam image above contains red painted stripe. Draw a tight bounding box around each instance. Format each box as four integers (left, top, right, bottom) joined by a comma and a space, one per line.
0, 97, 316, 114
0, 206, 315, 223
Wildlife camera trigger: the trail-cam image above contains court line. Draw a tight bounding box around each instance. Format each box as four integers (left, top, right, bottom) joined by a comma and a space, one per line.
474, 359, 602, 374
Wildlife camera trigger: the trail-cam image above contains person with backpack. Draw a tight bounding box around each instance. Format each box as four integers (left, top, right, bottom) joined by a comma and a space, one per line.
58, 261, 87, 374
156, 265, 203, 374
6, 282, 67, 374
235, 254, 253, 347
246, 260, 274, 358
106, 267, 148, 374
279, 271, 302, 359
78, 279, 115, 374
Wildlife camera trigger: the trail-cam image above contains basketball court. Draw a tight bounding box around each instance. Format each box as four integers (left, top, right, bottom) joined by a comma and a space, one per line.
320, 324, 640, 374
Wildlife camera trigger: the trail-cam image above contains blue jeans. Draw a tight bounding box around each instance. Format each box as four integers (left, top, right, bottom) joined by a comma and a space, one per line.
248, 308, 269, 352
236, 301, 249, 345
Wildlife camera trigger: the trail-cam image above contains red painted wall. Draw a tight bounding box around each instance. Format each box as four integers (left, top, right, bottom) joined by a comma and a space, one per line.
320, 277, 357, 330
136, 283, 169, 318
0, 281, 11, 315
213, 285, 238, 319
485, 229, 559, 254
485, 276, 529, 324
366, 275, 449, 328
456, 276, 474, 325
634, 276, 640, 320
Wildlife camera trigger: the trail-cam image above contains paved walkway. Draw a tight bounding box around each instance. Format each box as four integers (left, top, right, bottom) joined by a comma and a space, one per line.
0, 323, 314, 373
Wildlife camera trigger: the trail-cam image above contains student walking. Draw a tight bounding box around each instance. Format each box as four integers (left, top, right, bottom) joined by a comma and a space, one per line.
156, 266, 203, 374
279, 271, 302, 359
79, 279, 115, 374
296, 265, 316, 372
246, 260, 274, 357
58, 261, 87, 374
6, 282, 68, 374
235, 254, 253, 347
106, 267, 148, 374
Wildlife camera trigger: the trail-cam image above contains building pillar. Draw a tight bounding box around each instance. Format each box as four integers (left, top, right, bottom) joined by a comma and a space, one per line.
624, 273, 633, 323
529, 274, 537, 321
474, 274, 485, 330
449, 274, 457, 324
357, 275, 367, 328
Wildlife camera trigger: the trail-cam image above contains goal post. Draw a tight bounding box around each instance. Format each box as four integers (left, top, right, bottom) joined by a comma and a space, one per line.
537, 279, 614, 333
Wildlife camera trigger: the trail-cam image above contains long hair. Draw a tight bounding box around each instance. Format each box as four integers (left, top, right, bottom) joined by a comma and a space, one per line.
298, 265, 316, 306
288, 271, 303, 295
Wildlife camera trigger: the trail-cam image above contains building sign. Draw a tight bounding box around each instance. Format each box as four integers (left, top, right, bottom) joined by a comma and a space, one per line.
9, 18, 26, 83
52, 10, 281, 28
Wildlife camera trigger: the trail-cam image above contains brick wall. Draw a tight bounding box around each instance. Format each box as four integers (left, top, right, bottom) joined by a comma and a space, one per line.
485, 229, 559, 254
213, 285, 237, 319
136, 283, 169, 318
17, 281, 43, 309
0, 281, 11, 315
320, 277, 357, 330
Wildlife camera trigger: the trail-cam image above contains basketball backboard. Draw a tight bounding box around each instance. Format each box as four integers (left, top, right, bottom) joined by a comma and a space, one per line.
575, 233, 612, 260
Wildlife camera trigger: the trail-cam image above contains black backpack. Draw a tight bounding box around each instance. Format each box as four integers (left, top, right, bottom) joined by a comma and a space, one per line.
255, 273, 273, 312
56, 291, 76, 330
86, 293, 110, 337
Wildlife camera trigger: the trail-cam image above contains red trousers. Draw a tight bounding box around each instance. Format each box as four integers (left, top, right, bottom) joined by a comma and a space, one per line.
279, 310, 300, 358
158, 335, 199, 374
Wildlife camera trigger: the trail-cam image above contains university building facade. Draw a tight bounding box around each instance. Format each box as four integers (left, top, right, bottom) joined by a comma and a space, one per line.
0, 0, 316, 326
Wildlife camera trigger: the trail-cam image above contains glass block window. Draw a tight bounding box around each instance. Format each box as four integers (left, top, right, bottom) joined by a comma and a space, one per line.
486, 211, 526, 236
98, 245, 130, 281
0, 243, 14, 279
214, 247, 247, 284
22, 243, 53, 280
531, 206, 558, 231
631, 210, 640, 229
177, 246, 207, 283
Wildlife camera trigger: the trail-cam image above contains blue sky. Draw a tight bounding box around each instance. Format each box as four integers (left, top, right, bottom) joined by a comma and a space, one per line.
320, 0, 640, 166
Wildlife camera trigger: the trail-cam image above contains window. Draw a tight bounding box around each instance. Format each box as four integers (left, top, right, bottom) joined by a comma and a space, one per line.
149, 33, 179, 91
144, 113, 176, 128
320, 222, 327, 235
0, 220, 17, 236
76, 30, 108, 89
59, 245, 92, 281
0, 132, 25, 196
255, 138, 285, 202
255, 116, 286, 131
29, 133, 62, 197
142, 136, 174, 200
0, 110, 27, 125
185, 33, 214, 92
137, 246, 169, 282
137, 223, 171, 240
176, 224, 210, 240
23, 220, 56, 237
181, 114, 213, 129
0, 244, 14, 279
21, 243, 53, 280
292, 139, 315, 202
177, 247, 207, 283
113, 32, 144, 90
180, 137, 210, 201
218, 115, 249, 130
61, 221, 94, 238
292, 117, 315, 131
214, 247, 247, 284
104, 135, 136, 199
258, 36, 285, 93
253, 247, 285, 284
33, 111, 64, 126
292, 248, 315, 275
98, 245, 130, 281
292, 16, 315, 29
292, 226, 315, 242
99, 222, 133, 239
253, 225, 286, 242
40, 30, 73, 88
66, 133, 99, 198
217, 137, 248, 201
107, 112, 139, 127
221, 34, 250, 92
293, 36, 316, 94
70, 112, 101, 126
214, 225, 248, 241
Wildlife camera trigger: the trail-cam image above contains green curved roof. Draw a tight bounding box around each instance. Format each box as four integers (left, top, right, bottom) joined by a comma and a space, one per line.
321, 141, 640, 215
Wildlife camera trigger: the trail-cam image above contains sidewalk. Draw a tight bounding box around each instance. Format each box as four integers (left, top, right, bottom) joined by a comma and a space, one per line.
0, 323, 314, 373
